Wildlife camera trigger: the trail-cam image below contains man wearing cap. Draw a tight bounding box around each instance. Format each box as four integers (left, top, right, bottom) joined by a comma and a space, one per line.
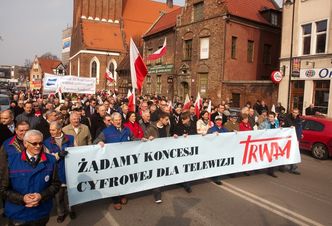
211, 104, 228, 125
224, 113, 239, 132
207, 115, 228, 185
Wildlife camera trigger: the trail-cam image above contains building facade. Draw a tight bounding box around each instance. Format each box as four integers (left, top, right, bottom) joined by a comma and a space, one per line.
69, 0, 176, 92
278, 0, 332, 116
143, 8, 182, 100
143, 0, 281, 107
29, 57, 65, 90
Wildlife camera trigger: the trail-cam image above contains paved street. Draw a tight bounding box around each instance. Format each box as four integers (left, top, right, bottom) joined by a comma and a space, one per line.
1, 152, 331, 226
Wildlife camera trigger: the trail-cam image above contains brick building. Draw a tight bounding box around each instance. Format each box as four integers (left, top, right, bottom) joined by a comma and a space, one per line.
69, 0, 176, 93
143, 0, 281, 107
143, 8, 182, 100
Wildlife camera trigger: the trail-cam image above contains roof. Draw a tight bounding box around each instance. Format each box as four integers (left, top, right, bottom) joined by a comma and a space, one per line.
144, 7, 182, 38
122, 0, 180, 43
37, 58, 62, 74
225, 0, 278, 25
82, 20, 125, 52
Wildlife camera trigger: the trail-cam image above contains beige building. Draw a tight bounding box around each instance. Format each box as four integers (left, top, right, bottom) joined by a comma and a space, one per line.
278, 0, 332, 116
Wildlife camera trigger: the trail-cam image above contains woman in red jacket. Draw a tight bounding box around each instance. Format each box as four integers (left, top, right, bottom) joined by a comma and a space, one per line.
123, 112, 144, 139
239, 113, 253, 131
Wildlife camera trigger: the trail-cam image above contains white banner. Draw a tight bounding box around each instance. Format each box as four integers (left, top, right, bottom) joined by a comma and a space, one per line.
65, 128, 301, 206
43, 74, 96, 94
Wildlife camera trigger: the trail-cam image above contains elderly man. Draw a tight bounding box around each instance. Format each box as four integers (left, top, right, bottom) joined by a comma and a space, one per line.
94, 112, 133, 210
15, 101, 40, 129
62, 113, 92, 146
44, 121, 75, 223
36, 109, 58, 140
138, 110, 151, 134
0, 110, 16, 146
0, 130, 60, 226
2, 121, 30, 156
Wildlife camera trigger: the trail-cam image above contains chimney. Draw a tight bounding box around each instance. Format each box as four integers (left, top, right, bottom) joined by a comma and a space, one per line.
167, 0, 173, 8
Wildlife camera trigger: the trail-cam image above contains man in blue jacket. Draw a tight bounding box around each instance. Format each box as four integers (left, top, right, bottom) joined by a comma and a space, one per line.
44, 121, 75, 223
94, 112, 133, 210
0, 129, 60, 226
207, 115, 228, 185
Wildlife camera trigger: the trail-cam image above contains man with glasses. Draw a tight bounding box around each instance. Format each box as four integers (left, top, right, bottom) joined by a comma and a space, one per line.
0, 130, 60, 226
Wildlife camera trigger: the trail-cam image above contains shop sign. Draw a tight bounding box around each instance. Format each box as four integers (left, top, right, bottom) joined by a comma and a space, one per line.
300, 68, 332, 80
292, 58, 301, 77
148, 64, 173, 74
271, 71, 283, 84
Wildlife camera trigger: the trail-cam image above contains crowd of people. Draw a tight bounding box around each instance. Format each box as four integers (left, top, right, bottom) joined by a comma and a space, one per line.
0, 90, 303, 225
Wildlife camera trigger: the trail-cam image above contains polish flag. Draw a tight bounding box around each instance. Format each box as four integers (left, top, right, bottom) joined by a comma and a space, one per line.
127, 89, 135, 112
147, 38, 167, 61
183, 94, 191, 110
207, 100, 213, 127
194, 92, 202, 119
130, 38, 148, 91
104, 68, 114, 83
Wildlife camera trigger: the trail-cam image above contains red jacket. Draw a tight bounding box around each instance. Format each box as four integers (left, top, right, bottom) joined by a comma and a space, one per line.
239, 122, 252, 131
123, 121, 144, 139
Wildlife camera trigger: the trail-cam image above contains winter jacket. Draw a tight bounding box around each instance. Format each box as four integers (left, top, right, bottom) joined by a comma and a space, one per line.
43, 134, 74, 184
123, 121, 144, 139
93, 125, 133, 144
0, 150, 60, 222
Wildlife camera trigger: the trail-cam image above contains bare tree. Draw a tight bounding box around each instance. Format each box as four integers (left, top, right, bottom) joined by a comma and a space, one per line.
40, 52, 59, 60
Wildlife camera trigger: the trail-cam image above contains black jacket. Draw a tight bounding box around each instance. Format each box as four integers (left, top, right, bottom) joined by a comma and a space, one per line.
0, 123, 15, 147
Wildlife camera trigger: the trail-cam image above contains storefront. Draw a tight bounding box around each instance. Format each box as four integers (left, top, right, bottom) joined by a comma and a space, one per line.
299, 67, 332, 116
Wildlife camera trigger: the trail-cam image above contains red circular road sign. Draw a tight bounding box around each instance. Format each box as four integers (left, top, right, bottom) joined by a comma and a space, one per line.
271, 71, 283, 84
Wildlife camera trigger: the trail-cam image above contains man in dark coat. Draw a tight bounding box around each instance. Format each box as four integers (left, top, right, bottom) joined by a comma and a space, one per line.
0, 110, 16, 146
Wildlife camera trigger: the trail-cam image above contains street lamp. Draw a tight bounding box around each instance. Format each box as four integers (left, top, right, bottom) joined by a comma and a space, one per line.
285, 0, 296, 112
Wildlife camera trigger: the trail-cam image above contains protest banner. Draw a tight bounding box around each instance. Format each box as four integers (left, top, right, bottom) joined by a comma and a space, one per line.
65, 128, 301, 206
43, 74, 96, 94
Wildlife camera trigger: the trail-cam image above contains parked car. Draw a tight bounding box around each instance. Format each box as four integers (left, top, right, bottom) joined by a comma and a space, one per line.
0, 94, 10, 111
300, 116, 332, 160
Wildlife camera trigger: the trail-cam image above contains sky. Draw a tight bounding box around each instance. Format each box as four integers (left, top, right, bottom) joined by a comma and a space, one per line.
0, 0, 282, 66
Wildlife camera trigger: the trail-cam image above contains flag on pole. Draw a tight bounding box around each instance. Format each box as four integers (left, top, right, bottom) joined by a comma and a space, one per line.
147, 38, 167, 60
194, 92, 202, 119
130, 38, 148, 91
183, 94, 191, 110
271, 104, 276, 113
127, 89, 135, 112
104, 68, 114, 83
207, 100, 213, 127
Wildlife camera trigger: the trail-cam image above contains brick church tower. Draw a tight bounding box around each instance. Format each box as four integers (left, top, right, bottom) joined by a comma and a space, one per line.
69, 0, 174, 91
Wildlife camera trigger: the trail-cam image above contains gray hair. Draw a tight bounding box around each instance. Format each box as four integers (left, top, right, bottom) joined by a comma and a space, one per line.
141, 110, 150, 116
1, 109, 14, 119
70, 112, 80, 120
49, 121, 62, 130
111, 112, 122, 121
23, 130, 43, 142
44, 109, 56, 119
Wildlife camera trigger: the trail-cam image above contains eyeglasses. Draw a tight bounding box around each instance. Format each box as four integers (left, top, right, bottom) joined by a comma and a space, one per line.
26, 141, 43, 147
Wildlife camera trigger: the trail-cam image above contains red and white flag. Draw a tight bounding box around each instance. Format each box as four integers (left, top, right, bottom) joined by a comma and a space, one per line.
147, 38, 167, 61
127, 89, 135, 112
167, 100, 173, 113
194, 92, 202, 119
183, 94, 191, 110
104, 68, 114, 83
130, 38, 148, 91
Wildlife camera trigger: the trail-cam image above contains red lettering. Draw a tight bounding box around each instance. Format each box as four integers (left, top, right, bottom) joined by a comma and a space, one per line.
241, 135, 293, 165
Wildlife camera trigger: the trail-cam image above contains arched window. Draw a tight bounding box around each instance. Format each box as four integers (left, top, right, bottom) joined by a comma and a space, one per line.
90, 56, 100, 83
109, 62, 115, 76
107, 59, 117, 82
91, 61, 97, 78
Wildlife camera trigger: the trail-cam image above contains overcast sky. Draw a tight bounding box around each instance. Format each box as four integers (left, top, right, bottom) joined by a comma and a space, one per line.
0, 0, 282, 66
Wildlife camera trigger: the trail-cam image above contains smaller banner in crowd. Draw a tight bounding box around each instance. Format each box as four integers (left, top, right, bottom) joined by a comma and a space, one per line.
43, 73, 96, 94
65, 128, 301, 206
